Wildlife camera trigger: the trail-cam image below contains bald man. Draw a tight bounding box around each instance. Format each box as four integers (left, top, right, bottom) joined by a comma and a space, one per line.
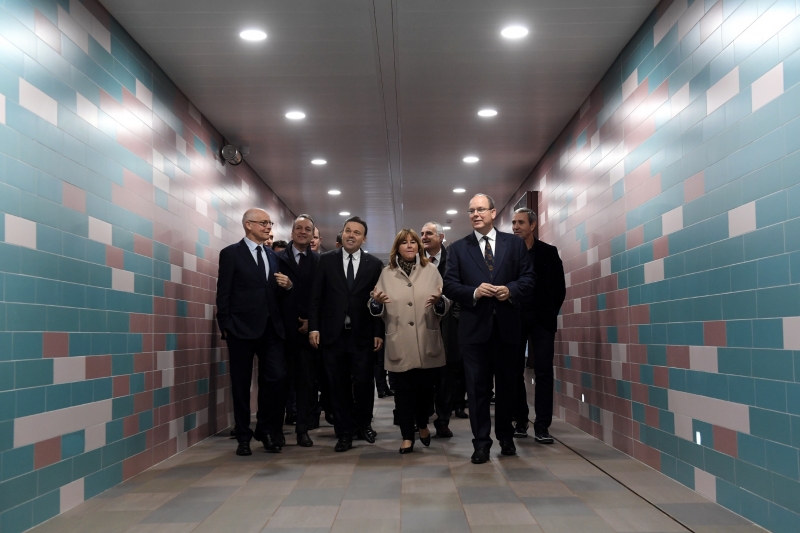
216, 208, 293, 456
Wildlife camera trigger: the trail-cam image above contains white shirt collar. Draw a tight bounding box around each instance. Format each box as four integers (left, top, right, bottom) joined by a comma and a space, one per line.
343, 248, 362, 260
427, 248, 442, 263
244, 236, 264, 251
292, 244, 307, 258
474, 227, 497, 242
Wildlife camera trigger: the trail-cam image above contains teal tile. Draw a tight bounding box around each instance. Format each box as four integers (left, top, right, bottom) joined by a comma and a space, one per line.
14, 359, 52, 388
758, 255, 791, 287
0, 501, 32, 533
756, 191, 788, 228
705, 448, 736, 483
44, 383, 71, 411
111, 354, 133, 376
739, 432, 766, 467
34, 279, 61, 306
46, 306, 80, 331
5, 303, 45, 331
729, 375, 756, 405
719, 348, 752, 376
12, 332, 42, 360
61, 430, 84, 460
736, 459, 774, 500
1, 444, 33, 481
755, 379, 787, 411
71, 380, 92, 406
773, 473, 800, 515
4, 274, 35, 303
752, 349, 794, 381
731, 261, 758, 290
789, 383, 800, 415
753, 318, 784, 349
36, 458, 71, 495
766, 440, 800, 480
0, 470, 37, 514
750, 407, 792, 445
768, 502, 800, 533
787, 217, 800, 252
740, 489, 770, 529
31, 490, 59, 527
710, 236, 744, 268
716, 477, 742, 516
757, 285, 800, 317
72, 448, 101, 480
722, 290, 758, 319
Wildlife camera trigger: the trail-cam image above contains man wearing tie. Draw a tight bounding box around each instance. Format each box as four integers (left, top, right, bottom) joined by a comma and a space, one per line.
277, 214, 320, 447
443, 195, 535, 463
309, 216, 384, 452
216, 208, 292, 456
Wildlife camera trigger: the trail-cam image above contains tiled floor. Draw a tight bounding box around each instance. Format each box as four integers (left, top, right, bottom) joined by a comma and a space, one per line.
28, 398, 761, 533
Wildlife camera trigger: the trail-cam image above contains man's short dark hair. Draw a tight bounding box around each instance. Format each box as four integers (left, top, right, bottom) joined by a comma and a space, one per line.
343, 216, 368, 236
272, 240, 288, 250
293, 214, 315, 229
336, 232, 343, 244
514, 207, 537, 225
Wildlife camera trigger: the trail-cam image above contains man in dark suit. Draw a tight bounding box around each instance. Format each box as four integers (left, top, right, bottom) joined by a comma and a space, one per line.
277, 214, 320, 447
512, 208, 565, 444
443, 194, 535, 464
216, 208, 292, 456
421, 222, 466, 438
309, 216, 384, 452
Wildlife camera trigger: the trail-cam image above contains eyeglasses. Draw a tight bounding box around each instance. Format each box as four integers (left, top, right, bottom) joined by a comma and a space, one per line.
467, 207, 493, 215
247, 220, 274, 228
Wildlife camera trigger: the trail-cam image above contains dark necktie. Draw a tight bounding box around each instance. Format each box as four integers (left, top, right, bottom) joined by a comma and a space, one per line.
297, 251, 305, 270
256, 245, 267, 282
483, 236, 494, 272
346, 254, 355, 289
430, 256, 437, 265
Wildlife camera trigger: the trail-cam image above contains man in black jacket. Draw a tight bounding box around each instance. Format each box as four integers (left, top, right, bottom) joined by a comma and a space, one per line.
309, 216, 384, 452
277, 214, 320, 447
511, 207, 566, 444
216, 208, 292, 456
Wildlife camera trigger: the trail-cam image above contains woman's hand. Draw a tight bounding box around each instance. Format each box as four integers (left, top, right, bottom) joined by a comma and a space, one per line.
426, 286, 443, 308
371, 286, 391, 304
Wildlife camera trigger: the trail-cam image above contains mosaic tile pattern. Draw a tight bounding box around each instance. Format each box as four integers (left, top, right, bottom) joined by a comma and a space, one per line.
498, 0, 800, 531
0, 0, 295, 531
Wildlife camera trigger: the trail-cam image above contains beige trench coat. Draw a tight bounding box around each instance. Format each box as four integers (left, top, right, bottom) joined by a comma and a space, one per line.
371, 261, 451, 373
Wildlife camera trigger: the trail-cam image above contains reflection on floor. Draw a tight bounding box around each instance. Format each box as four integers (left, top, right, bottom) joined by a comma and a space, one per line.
28, 397, 760, 533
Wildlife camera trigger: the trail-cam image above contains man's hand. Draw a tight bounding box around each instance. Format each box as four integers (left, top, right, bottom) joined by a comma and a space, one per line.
309, 331, 320, 349
374, 337, 384, 352
495, 285, 511, 301
426, 286, 443, 308
475, 283, 496, 299
298, 318, 308, 334
371, 286, 391, 304
275, 272, 292, 289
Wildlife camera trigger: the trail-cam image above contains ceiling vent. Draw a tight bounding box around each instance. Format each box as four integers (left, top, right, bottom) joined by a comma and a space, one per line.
221, 144, 243, 165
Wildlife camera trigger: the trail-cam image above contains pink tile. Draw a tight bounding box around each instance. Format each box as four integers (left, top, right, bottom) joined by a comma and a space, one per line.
667, 346, 690, 369
34, 437, 61, 469
85, 355, 112, 379
62, 182, 86, 213
34, 9, 60, 53
43, 332, 69, 358
713, 426, 738, 457
113, 376, 129, 398
704, 321, 727, 347
627, 225, 644, 249
684, 171, 704, 202
106, 245, 124, 269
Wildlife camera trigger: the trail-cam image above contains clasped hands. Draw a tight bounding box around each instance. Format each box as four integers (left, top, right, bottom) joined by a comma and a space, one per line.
371, 286, 443, 308
475, 283, 511, 301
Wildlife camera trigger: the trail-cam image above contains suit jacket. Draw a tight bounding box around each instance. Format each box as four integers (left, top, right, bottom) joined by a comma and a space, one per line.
309, 248, 384, 346
277, 242, 320, 340
433, 246, 460, 362
529, 238, 566, 333
216, 239, 285, 340
443, 230, 535, 345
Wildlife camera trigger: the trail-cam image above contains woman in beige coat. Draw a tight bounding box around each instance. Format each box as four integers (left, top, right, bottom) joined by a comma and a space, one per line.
370, 229, 450, 453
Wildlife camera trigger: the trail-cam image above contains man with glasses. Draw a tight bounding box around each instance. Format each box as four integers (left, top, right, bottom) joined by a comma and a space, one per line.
216, 208, 293, 456
443, 195, 535, 464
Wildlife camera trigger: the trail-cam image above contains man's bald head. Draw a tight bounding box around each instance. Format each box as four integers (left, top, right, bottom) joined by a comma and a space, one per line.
241, 208, 272, 244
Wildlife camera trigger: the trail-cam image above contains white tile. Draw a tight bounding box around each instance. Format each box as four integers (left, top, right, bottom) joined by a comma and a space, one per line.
4, 214, 36, 249
566, 382, 574, 398
783, 317, 800, 349
690, 346, 718, 373
671, 82, 691, 118
205, 304, 214, 320
752, 63, 784, 111
58, 5, 89, 53
539, 175, 546, 192
162, 368, 175, 387
169, 418, 180, 439
695, 468, 716, 502
184, 252, 197, 272
14, 399, 113, 447
19, 78, 58, 126
587, 246, 598, 265
60, 478, 84, 513
197, 408, 208, 427
558, 221, 566, 236
88, 216, 112, 245
601, 257, 611, 278
559, 152, 569, 169
215, 158, 226, 176
644, 258, 665, 284
0, 93, 5, 124
216, 389, 225, 405
136, 79, 153, 109
668, 390, 749, 433
674, 414, 693, 441
53, 356, 86, 384
576, 190, 587, 211
611, 343, 627, 362
569, 342, 578, 357
574, 299, 582, 313
153, 169, 169, 193
176, 134, 186, 155
654, 0, 687, 45
564, 272, 571, 287
610, 161, 624, 185
728, 201, 756, 238
539, 211, 546, 226
707, 67, 740, 114
170, 264, 182, 284
112, 268, 135, 293
611, 362, 623, 380
662, 206, 683, 235
213, 223, 222, 239
601, 409, 613, 445
153, 150, 165, 173
557, 315, 563, 329
91, 21, 111, 53
241, 181, 250, 197
84, 423, 105, 452
678, 0, 704, 41
189, 104, 201, 123
157, 350, 174, 370
196, 196, 208, 216
177, 431, 188, 452
622, 69, 638, 101
591, 131, 599, 152
76, 93, 98, 127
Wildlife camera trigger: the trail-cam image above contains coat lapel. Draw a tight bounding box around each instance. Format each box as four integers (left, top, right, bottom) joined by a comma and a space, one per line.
466, 233, 492, 280
491, 232, 508, 280
351, 252, 374, 293
333, 249, 349, 289
237, 240, 265, 284
280, 242, 301, 276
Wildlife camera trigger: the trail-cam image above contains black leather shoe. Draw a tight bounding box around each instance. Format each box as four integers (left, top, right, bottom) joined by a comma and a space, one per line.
513, 423, 528, 438
377, 389, 388, 399
419, 429, 431, 447
356, 425, 377, 443
275, 433, 286, 447
500, 439, 517, 456
229, 428, 238, 439
534, 430, 554, 444
471, 446, 490, 464
385, 389, 395, 397
297, 432, 313, 447
399, 441, 415, 454
324, 412, 334, 425
454, 407, 468, 419
260, 434, 282, 453
435, 425, 453, 438
285, 412, 297, 425
334, 438, 353, 452
236, 442, 252, 456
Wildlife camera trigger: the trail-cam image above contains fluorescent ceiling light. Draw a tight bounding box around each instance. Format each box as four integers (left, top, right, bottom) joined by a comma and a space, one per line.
285, 111, 306, 120
443, 226, 451, 230
339, 211, 350, 216
453, 188, 466, 193
501, 26, 528, 39
446, 209, 458, 215
240, 29, 267, 41
478, 109, 497, 117
328, 190, 341, 195
463, 156, 479, 163
311, 159, 327, 165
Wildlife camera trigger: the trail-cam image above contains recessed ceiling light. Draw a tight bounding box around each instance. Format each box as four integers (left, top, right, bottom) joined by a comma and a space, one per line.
240, 29, 267, 41
446, 209, 458, 215
443, 226, 451, 230
285, 111, 306, 120
328, 190, 341, 195
339, 211, 350, 216
478, 109, 497, 117
453, 188, 466, 193
311, 159, 327, 165
501, 26, 529, 39
463, 156, 479, 163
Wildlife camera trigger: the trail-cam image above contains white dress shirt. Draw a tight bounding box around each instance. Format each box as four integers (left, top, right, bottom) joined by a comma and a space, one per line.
474, 228, 497, 256
244, 236, 270, 279
427, 248, 442, 266
293, 244, 307, 264
343, 248, 362, 278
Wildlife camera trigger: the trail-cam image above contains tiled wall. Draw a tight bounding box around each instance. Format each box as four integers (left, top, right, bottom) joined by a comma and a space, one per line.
0, 0, 295, 531
500, 0, 800, 531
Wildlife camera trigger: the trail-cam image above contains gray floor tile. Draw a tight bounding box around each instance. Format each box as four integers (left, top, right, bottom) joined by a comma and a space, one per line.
659, 503, 752, 526
521, 496, 597, 517
282, 488, 346, 506
561, 476, 626, 492
400, 510, 470, 532
402, 465, 452, 478
458, 486, 520, 504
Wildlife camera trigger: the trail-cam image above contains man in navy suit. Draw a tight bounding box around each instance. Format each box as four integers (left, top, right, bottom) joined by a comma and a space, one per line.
443, 194, 535, 463
216, 208, 292, 456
